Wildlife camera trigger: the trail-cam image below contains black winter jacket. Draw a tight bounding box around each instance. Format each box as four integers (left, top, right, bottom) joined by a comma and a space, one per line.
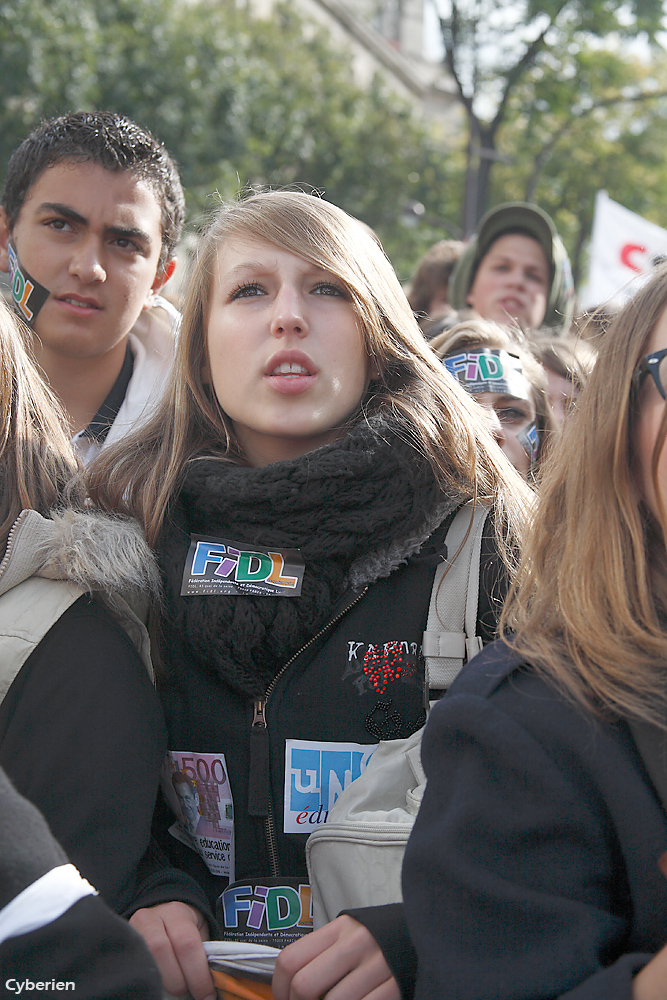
134, 512, 505, 953
403, 639, 667, 1000
0, 764, 162, 998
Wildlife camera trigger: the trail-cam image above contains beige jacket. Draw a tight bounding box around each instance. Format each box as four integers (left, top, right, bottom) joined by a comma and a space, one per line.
0, 509, 159, 704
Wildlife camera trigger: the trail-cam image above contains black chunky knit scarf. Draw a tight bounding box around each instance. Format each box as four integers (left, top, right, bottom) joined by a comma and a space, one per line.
158, 416, 465, 698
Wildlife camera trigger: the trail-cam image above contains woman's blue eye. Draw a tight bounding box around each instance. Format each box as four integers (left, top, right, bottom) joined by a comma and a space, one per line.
313, 282, 346, 297
230, 283, 264, 300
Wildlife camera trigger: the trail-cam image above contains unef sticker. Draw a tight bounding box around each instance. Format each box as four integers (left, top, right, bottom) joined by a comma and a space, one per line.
181, 534, 305, 597
217, 878, 313, 948
8, 241, 50, 326
443, 349, 529, 399
162, 751, 235, 880
283, 739, 377, 834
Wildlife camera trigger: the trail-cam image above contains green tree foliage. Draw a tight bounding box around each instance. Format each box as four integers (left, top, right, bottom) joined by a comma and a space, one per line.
0, 0, 459, 277
493, 40, 667, 284
436, 0, 665, 233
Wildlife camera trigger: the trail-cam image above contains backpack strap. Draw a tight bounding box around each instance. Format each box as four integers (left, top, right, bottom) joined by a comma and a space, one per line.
0, 577, 84, 706
0, 580, 155, 712
422, 501, 490, 693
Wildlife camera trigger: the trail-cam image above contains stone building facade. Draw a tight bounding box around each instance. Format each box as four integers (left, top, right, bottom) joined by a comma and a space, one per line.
244, 0, 460, 127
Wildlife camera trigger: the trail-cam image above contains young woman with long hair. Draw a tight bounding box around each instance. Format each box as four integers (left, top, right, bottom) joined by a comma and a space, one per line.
87, 190, 530, 1000
401, 263, 667, 999
0, 296, 165, 917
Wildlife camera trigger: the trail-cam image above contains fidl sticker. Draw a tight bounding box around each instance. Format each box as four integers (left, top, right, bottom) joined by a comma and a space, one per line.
218, 878, 313, 948
181, 534, 305, 597
8, 240, 50, 325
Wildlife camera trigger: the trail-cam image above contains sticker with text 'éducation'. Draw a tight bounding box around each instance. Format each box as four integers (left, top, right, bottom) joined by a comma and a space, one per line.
283, 739, 377, 833
181, 534, 305, 597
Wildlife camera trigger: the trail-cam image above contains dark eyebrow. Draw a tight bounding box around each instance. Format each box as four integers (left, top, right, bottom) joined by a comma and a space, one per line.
107, 225, 153, 247
488, 250, 546, 270
39, 202, 87, 226
38, 202, 152, 247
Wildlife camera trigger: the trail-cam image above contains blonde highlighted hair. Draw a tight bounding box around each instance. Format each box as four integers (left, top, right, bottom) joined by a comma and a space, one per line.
503, 264, 667, 728
0, 297, 82, 549
87, 190, 531, 549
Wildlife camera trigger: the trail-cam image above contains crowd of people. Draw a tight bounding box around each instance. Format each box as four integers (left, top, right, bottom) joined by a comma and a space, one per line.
1, 108, 663, 1000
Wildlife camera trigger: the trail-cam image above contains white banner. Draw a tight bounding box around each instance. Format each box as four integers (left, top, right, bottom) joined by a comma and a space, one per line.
580, 190, 667, 308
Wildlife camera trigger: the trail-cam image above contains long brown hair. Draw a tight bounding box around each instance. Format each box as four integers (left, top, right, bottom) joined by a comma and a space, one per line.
87, 191, 531, 549
503, 264, 667, 728
0, 297, 83, 550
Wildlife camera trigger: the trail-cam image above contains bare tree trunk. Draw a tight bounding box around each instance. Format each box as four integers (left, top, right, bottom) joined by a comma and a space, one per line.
463, 124, 499, 234
462, 118, 480, 237
475, 130, 494, 224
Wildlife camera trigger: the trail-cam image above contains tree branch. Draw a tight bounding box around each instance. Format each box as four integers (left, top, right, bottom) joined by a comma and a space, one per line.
489, 23, 551, 138
439, 2, 476, 123
524, 86, 667, 200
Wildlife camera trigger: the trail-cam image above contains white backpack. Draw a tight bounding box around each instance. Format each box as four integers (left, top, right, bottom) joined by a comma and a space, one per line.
306, 501, 490, 926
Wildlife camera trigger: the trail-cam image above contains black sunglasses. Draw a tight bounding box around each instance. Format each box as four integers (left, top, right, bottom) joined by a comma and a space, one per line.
633, 347, 667, 401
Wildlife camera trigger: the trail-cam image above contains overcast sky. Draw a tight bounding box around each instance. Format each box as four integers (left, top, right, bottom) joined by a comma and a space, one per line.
423, 0, 444, 60
422, 0, 667, 63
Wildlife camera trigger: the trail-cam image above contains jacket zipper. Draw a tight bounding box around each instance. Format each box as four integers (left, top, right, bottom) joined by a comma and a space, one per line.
0, 509, 29, 579
251, 585, 369, 878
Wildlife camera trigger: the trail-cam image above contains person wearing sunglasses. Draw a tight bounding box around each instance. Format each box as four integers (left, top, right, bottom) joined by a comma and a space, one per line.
401, 263, 667, 999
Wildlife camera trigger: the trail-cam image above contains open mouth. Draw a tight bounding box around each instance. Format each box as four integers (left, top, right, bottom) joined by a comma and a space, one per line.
500, 298, 523, 313
264, 352, 317, 394
265, 351, 317, 377
270, 362, 312, 377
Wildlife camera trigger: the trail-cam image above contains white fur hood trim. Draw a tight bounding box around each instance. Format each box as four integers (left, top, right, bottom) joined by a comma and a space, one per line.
0, 509, 160, 600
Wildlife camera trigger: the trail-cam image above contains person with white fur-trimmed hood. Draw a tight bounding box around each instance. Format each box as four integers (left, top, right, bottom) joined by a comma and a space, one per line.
0, 295, 166, 918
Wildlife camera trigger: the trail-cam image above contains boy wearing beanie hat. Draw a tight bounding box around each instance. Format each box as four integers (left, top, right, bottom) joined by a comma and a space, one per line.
448, 202, 574, 334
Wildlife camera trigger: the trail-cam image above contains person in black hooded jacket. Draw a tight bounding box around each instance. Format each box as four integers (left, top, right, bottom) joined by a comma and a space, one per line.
88, 190, 531, 1000
0, 296, 165, 920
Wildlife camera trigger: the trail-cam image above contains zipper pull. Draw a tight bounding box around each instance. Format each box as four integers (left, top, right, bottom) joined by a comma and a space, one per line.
252, 698, 267, 727
248, 697, 269, 818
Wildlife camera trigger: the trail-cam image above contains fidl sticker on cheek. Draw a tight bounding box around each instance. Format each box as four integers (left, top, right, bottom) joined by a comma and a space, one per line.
7, 240, 50, 326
